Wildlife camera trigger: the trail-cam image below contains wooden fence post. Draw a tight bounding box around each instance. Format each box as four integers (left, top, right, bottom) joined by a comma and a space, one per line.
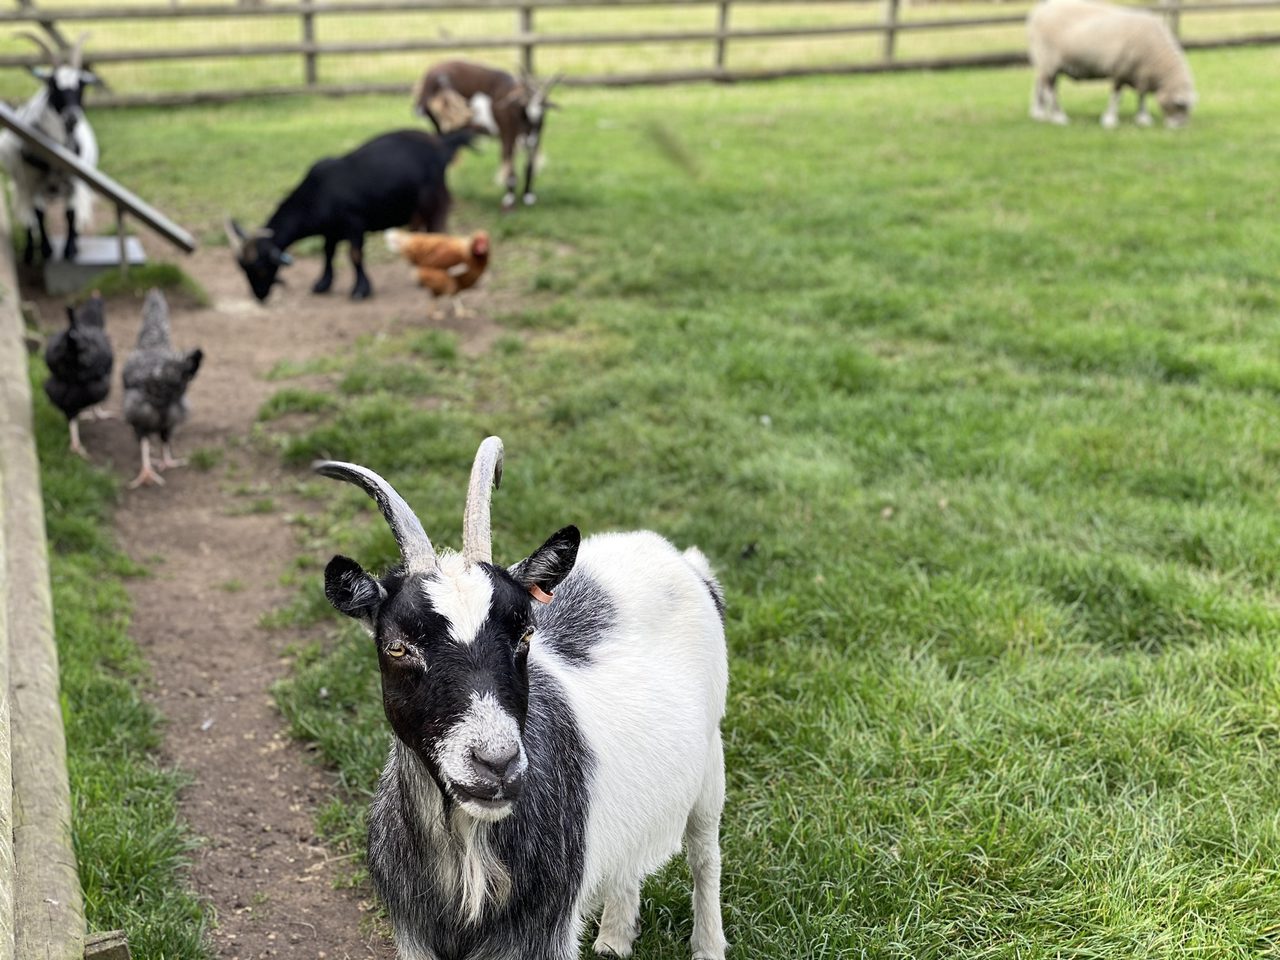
714, 0, 730, 73
301, 0, 318, 86
0, 180, 84, 960
519, 6, 534, 76
883, 0, 901, 61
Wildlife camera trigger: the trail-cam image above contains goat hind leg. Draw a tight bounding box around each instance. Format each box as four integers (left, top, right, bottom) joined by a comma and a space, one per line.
348, 237, 372, 300
685, 734, 727, 960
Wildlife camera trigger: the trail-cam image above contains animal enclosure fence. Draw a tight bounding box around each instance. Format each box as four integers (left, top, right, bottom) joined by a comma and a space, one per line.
0, 0, 1276, 105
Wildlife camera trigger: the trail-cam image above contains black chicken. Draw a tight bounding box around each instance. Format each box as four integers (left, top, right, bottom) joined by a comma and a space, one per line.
43, 292, 113, 458
122, 289, 203, 489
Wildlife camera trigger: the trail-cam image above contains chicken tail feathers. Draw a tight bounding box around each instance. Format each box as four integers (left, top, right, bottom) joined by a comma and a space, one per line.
182, 348, 203, 383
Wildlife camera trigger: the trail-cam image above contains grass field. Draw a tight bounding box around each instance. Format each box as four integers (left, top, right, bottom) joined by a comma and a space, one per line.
82, 46, 1280, 958
29, 363, 211, 958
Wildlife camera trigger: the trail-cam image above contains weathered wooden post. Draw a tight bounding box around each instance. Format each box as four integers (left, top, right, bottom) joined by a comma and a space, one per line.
519, 6, 534, 76
883, 0, 901, 62
301, 0, 318, 86
0, 172, 84, 960
115, 206, 127, 279
714, 0, 731, 73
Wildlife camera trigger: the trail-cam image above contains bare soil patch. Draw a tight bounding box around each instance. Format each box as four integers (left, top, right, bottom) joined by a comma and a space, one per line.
30, 246, 501, 960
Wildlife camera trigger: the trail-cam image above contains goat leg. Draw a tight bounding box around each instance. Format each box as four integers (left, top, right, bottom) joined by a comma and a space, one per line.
522, 131, 539, 207
23, 226, 35, 265
33, 207, 52, 261
349, 238, 372, 300
313, 236, 337, 293
64, 207, 78, 261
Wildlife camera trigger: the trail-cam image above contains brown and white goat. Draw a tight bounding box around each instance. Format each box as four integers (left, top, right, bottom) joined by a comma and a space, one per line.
413, 60, 561, 210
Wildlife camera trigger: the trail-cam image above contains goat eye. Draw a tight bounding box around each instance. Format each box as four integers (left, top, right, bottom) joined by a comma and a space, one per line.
386, 642, 407, 658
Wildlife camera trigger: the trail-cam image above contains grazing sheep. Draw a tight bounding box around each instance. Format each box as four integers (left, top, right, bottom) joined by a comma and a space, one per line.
1027, 0, 1196, 128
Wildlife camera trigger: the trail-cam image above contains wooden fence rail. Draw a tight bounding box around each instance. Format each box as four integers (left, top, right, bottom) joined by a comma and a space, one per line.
1, 0, 1278, 104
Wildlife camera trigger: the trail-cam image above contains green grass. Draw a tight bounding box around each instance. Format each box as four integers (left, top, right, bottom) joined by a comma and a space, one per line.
86, 46, 1280, 958
86, 261, 210, 307
30, 362, 210, 958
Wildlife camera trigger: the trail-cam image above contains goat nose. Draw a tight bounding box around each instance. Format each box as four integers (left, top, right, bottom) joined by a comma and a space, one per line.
470, 743, 519, 783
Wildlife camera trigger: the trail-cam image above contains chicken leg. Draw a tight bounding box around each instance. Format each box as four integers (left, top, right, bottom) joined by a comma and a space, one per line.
129, 437, 166, 488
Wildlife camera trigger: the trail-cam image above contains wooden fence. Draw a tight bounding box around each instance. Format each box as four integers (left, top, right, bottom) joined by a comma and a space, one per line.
0, 0, 1278, 105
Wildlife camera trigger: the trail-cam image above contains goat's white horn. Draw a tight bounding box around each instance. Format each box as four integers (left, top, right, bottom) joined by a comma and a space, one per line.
313, 461, 439, 575
462, 436, 504, 565
69, 31, 90, 73
15, 31, 57, 66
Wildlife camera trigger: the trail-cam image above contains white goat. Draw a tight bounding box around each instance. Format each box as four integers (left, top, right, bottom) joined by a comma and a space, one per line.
0, 32, 100, 262
1027, 0, 1197, 128
316, 437, 729, 960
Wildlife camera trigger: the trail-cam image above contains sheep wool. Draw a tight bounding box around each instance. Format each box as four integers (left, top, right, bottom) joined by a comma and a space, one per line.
1027, 0, 1197, 128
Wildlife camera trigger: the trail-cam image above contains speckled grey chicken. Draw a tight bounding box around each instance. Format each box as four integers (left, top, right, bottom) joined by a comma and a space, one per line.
43, 292, 113, 458
122, 288, 203, 488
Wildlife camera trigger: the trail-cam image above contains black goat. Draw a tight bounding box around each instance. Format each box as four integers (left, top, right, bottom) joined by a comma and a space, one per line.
226, 128, 472, 302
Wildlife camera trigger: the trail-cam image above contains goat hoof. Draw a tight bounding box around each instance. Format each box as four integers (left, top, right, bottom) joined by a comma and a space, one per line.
350, 287, 372, 301
63, 241, 77, 261
312, 277, 333, 294
523, 192, 537, 206
501, 193, 517, 211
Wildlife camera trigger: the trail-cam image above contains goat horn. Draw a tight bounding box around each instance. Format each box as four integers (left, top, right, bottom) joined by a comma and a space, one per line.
69, 31, 90, 73
462, 436, 504, 565
15, 31, 57, 66
313, 461, 439, 576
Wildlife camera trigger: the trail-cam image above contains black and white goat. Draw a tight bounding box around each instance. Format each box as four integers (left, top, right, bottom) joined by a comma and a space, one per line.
413, 61, 560, 210
226, 128, 472, 302
0, 32, 100, 263
316, 438, 729, 960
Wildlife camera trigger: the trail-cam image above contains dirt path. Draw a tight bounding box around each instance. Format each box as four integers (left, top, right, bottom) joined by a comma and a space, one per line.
32, 248, 498, 960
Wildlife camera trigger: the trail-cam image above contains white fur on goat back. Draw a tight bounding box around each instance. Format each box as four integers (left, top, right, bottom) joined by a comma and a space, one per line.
1028, 0, 1192, 90
531, 529, 728, 891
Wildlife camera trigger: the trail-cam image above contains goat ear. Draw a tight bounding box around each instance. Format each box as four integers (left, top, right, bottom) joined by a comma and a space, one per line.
510, 525, 580, 602
275, 249, 294, 266
29, 66, 52, 81
324, 555, 385, 628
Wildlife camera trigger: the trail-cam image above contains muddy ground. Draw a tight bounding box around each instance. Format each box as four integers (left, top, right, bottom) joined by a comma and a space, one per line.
31, 245, 502, 960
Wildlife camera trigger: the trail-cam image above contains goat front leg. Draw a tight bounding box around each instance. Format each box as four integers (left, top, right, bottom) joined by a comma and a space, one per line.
313, 236, 338, 293
64, 207, 79, 261
522, 131, 540, 207
33, 207, 52, 261
594, 875, 642, 957
499, 130, 519, 210
348, 236, 372, 300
